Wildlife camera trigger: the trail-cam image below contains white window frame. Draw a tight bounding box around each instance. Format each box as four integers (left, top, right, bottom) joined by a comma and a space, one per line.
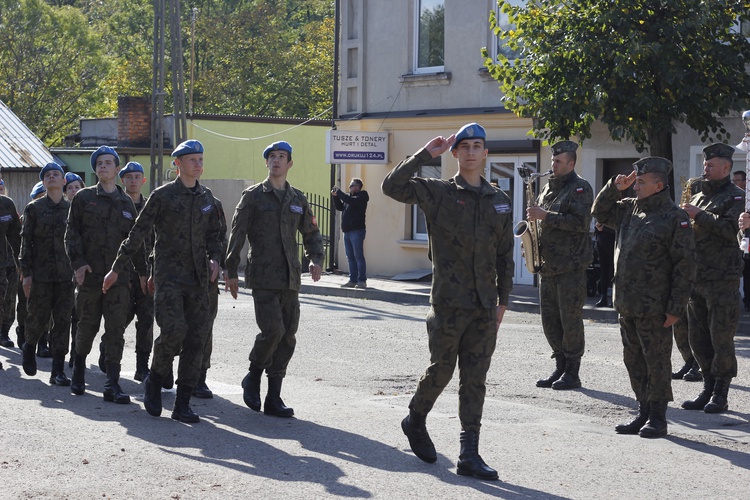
412, 162, 441, 240
413, 0, 445, 74
491, 0, 525, 63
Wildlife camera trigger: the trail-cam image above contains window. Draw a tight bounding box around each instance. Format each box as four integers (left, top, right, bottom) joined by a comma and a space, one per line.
414, 0, 444, 73
492, 0, 525, 62
412, 161, 441, 240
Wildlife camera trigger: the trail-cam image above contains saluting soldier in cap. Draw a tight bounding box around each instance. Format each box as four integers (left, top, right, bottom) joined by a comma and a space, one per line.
103, 140, 223, 423
681, 143, 744, 414
382, 123, 514, 481
19, 163, 76, 386
65, 146, 147, 403
593, 157, 695, 438
226, 140, 324, 419
530, 141, 593, 390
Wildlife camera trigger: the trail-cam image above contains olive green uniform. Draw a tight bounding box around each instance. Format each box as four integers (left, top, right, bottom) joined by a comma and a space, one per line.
0, 196, 21, 333
125, 194, 154, 358
226, 180, 324, 378
687, 178, 743, 379
537, 170, 593, 362
382, 148, 514, 432
202, 196, 228, 373
593, 182, 695, 402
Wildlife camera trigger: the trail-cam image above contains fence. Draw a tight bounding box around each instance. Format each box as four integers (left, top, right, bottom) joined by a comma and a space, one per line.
296, 191, 333, 271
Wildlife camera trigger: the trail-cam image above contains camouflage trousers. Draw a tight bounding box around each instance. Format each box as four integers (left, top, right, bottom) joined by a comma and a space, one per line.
0, 267, 8, 328
199, 280, 220, 372
250, 289, 300, 378
619, 314, 673, 402
75, 278, 130, 364
671, 311, 693, 364
152, 280, 210, 388
539, 269, 586, 360
126, 276, 154, 355
409, 305, 497, 432
688, 280, 739, 379
2, 266, 16, 328
15, 276, 26, 329
25, 280, 75, 357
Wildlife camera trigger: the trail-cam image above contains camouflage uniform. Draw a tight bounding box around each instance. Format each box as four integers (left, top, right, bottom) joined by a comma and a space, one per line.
226, 180, 324, 378
687, 178, 743, 379
592, 181, 695, 402
124, 193, 154, 361
381, 148, 514, 432
0, 196, 21, 332
537, 170, 593, 362
65, 184, 145, 363
201, 196, 228, 374
112, 179, 223, 388
20, 195, 74, 355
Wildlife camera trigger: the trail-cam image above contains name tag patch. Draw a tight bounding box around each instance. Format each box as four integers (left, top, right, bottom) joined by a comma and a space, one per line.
0, 215, 12, 222
494, 203, 511, 213
122, 211, 133, 220
201, 204, 213, 214
290, 205, 303, 214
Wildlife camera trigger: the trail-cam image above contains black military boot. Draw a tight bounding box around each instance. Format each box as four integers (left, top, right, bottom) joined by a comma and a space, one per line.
21, 342, 37, 376
162, 366, 174, 389
103, 363, 130, 404
671, 361, 692, 379
97, 340, 106, 373
192, 370, 213, 399
70, 355, 87, 395
682, 361, 703, 382
134, 351, 150, 382
615, 401, 650, 434
552, 357, 582, 390
242, 365, 263, 411
401, 409, 437, 463
639, 401, 668, 438
15, 325, 25, 350
456, 430, 499, 480
36, 333, 51, 358
50, 355, 71, 386
681, 374, 714, 410
536, 356, 565, 388
143, 370, 164, 417
703, 378, 730, 414
264, 376, 294, 418
171, 384, 200, 423
0, 323, 14, 347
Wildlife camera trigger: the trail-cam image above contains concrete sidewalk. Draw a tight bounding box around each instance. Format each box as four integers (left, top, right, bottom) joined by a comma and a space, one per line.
300, 272, 750, 333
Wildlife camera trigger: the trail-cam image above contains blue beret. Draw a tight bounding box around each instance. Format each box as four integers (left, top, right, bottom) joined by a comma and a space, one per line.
263, 141, 293, 159
90, 146, 120, 171
39, 162, 65, 181
64, 172, 83, 187
30, 181, 46, 199
451, 123, 486, 150
119, 161, 145, 179
171, 140, 204, 157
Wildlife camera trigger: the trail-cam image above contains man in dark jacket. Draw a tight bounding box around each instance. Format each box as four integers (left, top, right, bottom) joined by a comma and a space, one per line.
332, 178, 369, 288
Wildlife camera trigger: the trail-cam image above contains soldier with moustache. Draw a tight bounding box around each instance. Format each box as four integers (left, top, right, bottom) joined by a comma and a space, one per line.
530, 141, 593, 391
593, 157, 695, 438
681, 143, 744, 414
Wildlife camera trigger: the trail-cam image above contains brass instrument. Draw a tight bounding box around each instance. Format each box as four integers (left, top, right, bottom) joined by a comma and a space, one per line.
514, 166, 553, 274
680, 174, 705, 206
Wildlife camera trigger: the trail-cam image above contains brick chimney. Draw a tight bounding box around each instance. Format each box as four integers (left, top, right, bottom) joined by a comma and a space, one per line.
117, 96, 151, 148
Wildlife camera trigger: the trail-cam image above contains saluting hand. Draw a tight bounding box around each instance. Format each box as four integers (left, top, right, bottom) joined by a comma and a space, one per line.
424, 134, 457, 159
614, 171, 637, 191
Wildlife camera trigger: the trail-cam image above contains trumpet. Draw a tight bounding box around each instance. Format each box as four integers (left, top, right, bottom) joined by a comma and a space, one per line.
514, 167, 553, 274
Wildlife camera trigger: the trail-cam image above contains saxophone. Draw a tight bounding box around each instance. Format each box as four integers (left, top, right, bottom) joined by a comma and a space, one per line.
680, 174, 705, 206
514, 167, 553, 274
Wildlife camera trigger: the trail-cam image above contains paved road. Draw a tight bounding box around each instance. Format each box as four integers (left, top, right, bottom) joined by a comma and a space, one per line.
1, 290, 748, 499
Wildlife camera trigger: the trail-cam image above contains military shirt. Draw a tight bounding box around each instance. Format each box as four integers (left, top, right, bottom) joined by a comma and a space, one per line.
381, 148, 514, 309
689, 177, 744, 282
0, 195, 21, 269
226, 179, 324, 291
537, 170, 593, 276
20, 195, 73, 282
592, 180, 695, 318
65, 183, 145, 285
112, 178, 223, 288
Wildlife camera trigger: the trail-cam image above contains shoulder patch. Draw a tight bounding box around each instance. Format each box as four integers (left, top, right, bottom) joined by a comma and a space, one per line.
290, 205, 303, 214
201, 204, 213, 214
0, 214, 12, 222
734, 195, 744, 201
494, 203, 511, 213
576, 187, 584, 193
680, 220, 689, 228
122, 210, 133, 220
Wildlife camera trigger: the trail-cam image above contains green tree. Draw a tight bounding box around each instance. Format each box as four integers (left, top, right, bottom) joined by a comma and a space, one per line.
483, 0, 750, 159
0, 0, 107, 145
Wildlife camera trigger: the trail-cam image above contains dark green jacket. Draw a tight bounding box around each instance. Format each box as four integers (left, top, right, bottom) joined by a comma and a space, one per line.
381, 148, 514, 309
592, 181, 695, 318
20, 195, 72, 282
226, 179, 324, 291
0, 195, 21, 269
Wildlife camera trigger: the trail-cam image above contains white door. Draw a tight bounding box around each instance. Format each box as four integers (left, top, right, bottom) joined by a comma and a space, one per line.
486, 155, 538, 286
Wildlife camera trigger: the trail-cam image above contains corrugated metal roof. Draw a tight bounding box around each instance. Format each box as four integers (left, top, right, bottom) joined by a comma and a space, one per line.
0, 99, 54, 169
